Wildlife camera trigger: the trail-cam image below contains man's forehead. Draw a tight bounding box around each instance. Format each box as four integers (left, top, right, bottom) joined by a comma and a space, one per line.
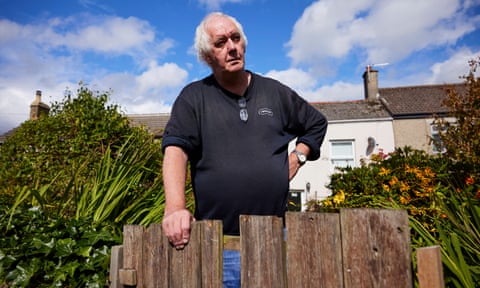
207, 17, 239, 38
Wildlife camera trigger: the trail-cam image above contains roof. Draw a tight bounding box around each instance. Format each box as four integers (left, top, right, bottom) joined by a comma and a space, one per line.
0, 128, 16, 144
379, 83, 465, 118
311, 100, 391, 122
127, 113, 170, 137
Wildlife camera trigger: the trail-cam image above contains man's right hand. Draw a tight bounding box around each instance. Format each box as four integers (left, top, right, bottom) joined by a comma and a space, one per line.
162, 209, 195, 250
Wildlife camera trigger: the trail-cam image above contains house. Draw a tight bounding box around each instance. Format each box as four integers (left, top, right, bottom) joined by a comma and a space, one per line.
127, 113, 170, 139
288, 69, 395, 207
379, 83, 462, 153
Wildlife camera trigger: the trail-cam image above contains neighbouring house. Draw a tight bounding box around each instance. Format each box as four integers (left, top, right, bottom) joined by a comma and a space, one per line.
127, 113, 170, 139
288, 69, 395, 208
379, 83, 462, 154
289, 68, 464, 209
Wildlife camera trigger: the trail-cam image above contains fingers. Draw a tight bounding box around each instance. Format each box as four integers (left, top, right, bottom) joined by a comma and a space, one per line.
288, 153, 300, 180
162, 209, 194, 250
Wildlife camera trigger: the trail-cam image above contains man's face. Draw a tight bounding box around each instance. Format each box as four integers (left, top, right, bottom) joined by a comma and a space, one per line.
204, 16, 246, 74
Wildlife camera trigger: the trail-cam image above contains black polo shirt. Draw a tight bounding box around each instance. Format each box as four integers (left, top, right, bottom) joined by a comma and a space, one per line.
162, 72, 327, 235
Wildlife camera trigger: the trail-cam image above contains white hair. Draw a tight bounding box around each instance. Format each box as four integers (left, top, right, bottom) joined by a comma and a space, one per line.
194, 12, 248, 65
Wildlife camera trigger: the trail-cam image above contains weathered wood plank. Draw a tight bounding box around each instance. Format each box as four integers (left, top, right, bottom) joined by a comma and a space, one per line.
417, 245, 444, 288
167, 221, 203, 287
341, 208, 412, 288
123, 225, 145, 287
285, 212, 343, 288
199, 220, 223, 288
143, 224, 168, 288
109, 245, 123, 288
240, 215, 286, 288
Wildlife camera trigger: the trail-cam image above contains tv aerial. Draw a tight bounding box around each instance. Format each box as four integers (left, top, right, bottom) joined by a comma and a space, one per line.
366, 62, 390, 81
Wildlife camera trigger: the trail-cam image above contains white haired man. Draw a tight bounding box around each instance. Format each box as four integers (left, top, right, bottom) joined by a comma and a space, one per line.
161, 12, 328, 287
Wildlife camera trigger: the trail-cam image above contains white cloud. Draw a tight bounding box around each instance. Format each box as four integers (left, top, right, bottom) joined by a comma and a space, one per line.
197, 0, 245, 10
427, 49, 480, 83
266, 68, 317, 91
136, 62, 188, 95
0, 15, 183, 134
287, 0, 478, 75
266, 68, 363, 103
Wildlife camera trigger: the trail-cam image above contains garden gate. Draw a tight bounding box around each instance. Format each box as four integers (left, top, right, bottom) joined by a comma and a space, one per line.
109, 209, 443, 287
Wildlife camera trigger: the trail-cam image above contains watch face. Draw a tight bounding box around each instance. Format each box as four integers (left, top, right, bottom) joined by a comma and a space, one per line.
295, 151, 306, 163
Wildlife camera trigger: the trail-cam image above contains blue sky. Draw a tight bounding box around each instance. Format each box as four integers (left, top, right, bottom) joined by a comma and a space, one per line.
1, 0, 479, 134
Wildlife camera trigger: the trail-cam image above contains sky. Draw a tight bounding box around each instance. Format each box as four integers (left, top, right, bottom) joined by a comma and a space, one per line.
1, 0, 480, 134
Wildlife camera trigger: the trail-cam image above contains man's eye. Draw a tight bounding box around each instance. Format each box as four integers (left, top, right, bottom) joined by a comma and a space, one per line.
214, 40, 226, 48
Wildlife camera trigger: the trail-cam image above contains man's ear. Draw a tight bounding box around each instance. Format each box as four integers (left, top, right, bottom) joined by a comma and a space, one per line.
203, 53, 213, 65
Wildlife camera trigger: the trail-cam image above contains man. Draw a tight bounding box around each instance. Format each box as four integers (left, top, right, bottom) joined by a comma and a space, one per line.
161, 12, 327, 285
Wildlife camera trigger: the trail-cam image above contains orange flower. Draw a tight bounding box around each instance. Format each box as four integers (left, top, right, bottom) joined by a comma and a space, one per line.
466, 176, 474, 186
399, 181, 410, 192
400, 195, 411, 205
475, 190, 480, 199
379, 167, 390, 176
389, 176, 399, 186
423, 167, 435, 178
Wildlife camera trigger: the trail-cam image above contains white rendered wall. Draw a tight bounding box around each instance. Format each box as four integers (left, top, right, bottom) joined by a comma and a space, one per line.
289, 119, 395, 209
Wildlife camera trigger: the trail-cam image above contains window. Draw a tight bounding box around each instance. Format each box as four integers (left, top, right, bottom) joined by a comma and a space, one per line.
287, 189, 302, 211
331, 140, 355, 168
430, 122, 447, 153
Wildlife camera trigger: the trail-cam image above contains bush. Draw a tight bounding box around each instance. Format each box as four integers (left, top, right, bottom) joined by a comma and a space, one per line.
0, 203, 121, 287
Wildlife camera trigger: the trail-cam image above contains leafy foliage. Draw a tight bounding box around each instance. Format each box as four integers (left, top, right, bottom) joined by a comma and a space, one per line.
0, 84, 135, 208
0, 84, 196, 287
0, 203, 121, 287
433, 56, 480, 174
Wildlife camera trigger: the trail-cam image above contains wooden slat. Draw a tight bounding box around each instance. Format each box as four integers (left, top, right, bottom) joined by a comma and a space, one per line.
341, 208, 412, 288
200, 220, 223, 288
240, 215, 286, 288
167, 221, 203, 287
285, 212, 343, 288
123, 225, 145, 287
417, 245, 444, 288
143, 224, 169, 288
109, 245, 123, 288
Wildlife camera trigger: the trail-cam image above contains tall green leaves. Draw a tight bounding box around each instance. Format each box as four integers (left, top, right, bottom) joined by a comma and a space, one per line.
410, 185, 480, 287
74, 133, 166, 225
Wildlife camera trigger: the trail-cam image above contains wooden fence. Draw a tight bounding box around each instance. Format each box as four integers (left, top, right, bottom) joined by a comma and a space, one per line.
109, 209, 444, 288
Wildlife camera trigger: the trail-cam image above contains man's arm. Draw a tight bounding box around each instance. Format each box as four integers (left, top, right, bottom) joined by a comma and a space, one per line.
162, 145, 195, 249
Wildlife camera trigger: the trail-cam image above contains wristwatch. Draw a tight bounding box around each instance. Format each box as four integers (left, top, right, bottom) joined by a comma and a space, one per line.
293, 150, 307, 165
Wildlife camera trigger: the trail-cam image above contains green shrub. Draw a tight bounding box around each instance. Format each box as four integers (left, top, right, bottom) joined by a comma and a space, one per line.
0, 204, 121, 287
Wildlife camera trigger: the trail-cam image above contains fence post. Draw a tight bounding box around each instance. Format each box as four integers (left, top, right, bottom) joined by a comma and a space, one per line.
109, 245, 123, 288
285, 212, 343, 287
417, 245, 444, 288
340, 208, 412, 288
123, 225, 145, 287
240, 215, 286, 288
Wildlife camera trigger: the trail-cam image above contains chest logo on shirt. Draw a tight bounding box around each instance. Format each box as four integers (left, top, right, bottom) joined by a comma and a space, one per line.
257, 108, 274, 117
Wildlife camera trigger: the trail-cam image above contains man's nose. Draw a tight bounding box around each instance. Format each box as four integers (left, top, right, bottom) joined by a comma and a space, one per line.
226, 38, 236, 50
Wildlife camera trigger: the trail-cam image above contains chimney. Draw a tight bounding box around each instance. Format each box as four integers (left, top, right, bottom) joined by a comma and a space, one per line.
30, 90, 50, 120
363, 66, 379, 101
